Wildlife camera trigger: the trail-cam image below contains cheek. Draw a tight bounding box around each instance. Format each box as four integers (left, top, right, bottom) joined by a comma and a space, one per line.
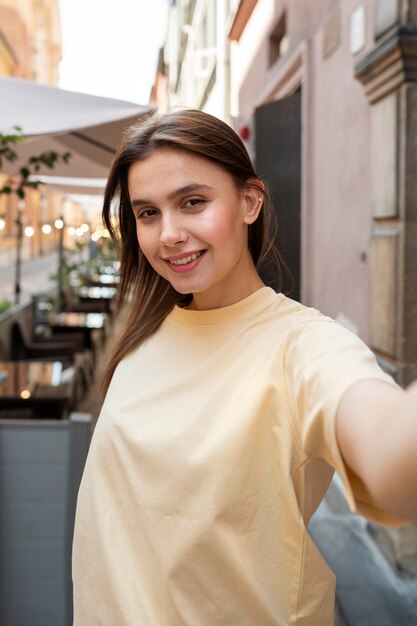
208, 212, 245, 248
135, 222, 142, 244
135, 226, 154, 263
135, 223, 152, 247
201, 204, 243, 239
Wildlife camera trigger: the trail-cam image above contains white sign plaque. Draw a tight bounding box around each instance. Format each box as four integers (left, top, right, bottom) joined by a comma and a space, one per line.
351, 5, 366, 55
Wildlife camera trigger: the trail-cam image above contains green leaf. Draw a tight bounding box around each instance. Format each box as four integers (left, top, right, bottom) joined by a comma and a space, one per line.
0, 126, 72, 196
0, 146, 18, 161
0, 298, 12, 314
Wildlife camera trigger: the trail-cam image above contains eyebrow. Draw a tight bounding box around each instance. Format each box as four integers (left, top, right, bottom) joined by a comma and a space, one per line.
131, 183, 214, 208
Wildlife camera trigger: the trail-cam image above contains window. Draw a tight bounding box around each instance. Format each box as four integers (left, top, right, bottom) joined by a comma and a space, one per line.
269, 12, 289, 67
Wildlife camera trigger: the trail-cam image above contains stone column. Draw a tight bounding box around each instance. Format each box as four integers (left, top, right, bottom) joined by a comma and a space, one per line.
355, 0, 417, 575
356, 0, 417, 386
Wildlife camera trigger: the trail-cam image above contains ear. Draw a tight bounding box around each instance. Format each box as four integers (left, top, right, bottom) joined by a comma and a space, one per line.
242, 179, 265, 225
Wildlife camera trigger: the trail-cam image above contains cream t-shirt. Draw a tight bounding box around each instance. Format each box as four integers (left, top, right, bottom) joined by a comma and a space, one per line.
72, 287, 398, 626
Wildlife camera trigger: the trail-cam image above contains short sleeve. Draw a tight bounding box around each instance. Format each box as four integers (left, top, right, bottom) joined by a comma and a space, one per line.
283, 317, 405, 525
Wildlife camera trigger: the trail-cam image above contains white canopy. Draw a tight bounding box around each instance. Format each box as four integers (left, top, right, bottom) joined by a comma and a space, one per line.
32, 175, 106, 196
0, 76, 154, 178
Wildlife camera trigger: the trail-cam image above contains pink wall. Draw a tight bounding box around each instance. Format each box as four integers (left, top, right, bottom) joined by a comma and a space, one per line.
236, 0, 377, 340
238, 0, 337, 118
308, 0, 375, 339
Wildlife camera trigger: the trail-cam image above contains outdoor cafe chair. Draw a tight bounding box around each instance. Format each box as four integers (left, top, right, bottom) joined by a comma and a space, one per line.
10, 321, 94, 399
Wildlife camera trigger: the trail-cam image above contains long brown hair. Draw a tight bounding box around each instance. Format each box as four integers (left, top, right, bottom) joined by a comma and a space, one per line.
102, 108, 283, 394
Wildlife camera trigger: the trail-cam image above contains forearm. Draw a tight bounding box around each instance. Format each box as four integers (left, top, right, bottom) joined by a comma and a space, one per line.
372, 382, 417, 520
337, 380, 417, 521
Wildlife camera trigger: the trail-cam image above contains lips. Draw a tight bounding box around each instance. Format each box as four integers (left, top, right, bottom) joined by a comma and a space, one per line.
163, 250, 206, 273
164, 250, 205, 264
167, 251, 204, 266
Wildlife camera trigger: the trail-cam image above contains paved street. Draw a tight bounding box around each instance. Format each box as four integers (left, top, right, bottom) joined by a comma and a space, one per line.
309, 488, 417, 626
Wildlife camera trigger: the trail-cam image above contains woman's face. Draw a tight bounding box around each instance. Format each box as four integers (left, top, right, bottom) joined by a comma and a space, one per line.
127, 147, 263, 309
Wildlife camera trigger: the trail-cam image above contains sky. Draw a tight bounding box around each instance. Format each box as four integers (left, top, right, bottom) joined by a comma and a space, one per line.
58, 0, 168, 104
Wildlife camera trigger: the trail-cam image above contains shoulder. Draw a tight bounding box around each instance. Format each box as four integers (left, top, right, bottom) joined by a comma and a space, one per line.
270, 293, 337, 340
275, 294, 364, 342
274, 296, 388, 384
241, 291, 346, 354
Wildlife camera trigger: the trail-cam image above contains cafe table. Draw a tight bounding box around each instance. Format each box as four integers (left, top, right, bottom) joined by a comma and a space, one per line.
96, 273, 119, 285
44, 311, 107, 346
76, 286, 117, 315
0, 360, 78, 420
81, 272, 120, 287
77, 286, 116, 300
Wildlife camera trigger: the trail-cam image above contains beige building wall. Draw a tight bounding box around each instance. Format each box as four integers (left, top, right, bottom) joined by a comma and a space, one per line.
0, 0, 63, 267
0, 0, 61, 84
31, 0, 62, 85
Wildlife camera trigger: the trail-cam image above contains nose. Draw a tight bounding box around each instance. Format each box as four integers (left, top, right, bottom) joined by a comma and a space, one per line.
159, 213, 187, 247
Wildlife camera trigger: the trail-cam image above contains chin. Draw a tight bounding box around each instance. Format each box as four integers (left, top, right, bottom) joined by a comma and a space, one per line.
168, 279, 211, 296
172, 284, 193, 295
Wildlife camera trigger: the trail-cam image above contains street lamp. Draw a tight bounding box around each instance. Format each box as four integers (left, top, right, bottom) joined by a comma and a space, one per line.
14, 199, 24, 306
39, 194, 47, 256
55, 215, 65, 312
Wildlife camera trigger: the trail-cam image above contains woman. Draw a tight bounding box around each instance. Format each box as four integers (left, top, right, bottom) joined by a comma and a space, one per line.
72, 109, 417, 625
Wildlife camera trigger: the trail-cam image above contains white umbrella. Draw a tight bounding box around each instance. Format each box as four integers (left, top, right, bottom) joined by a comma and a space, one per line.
30, 175, 106, 196
0, 76, 154, 178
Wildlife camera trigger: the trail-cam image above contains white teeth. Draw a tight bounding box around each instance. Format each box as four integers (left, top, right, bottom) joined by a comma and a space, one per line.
169, 251, 202, 265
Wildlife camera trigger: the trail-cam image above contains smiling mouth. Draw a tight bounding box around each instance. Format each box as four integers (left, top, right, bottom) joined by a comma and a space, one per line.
167, 251, 205, 266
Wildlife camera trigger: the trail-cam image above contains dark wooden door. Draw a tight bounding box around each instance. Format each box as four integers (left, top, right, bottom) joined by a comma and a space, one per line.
255, 90, 301, 300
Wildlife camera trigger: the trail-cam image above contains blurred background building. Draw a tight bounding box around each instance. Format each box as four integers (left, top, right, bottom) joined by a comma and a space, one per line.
0, 0, 61, 83
0, 0, 94, 272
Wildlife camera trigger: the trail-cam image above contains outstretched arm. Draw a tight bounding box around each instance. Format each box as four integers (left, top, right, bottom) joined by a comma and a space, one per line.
336, 379, 417, 521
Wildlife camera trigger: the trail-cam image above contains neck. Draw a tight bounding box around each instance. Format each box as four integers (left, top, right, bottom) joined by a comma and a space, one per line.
189, 268, 265, 311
